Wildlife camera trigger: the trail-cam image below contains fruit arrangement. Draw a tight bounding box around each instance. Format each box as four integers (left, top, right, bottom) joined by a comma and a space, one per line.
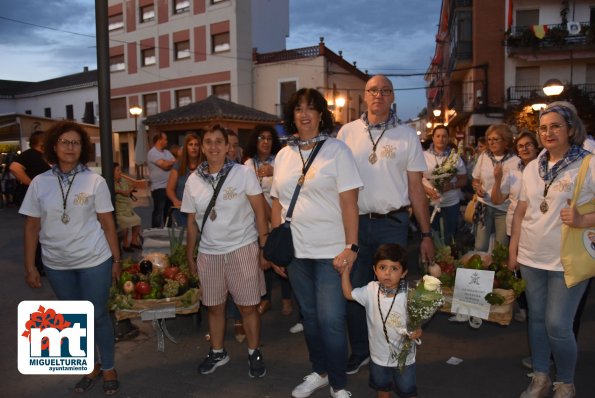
427, 242, 525, 305
109, 255, 199, 311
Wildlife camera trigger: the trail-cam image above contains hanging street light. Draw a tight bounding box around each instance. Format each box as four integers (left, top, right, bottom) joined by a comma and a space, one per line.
543, 79, 564, 96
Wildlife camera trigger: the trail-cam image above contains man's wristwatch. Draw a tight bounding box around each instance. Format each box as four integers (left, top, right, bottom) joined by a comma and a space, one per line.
420, 231, 433, 240
346, 244, 360, 254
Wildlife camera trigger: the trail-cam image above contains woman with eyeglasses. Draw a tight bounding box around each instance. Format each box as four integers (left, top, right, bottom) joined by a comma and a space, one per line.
19, 121, 121, 395
471, 124, 519, 251
508, 101, 594, 398
243, 125, 295, 316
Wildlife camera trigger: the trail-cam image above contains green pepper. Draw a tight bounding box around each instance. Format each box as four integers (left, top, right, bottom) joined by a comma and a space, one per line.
485, 292, 505, 305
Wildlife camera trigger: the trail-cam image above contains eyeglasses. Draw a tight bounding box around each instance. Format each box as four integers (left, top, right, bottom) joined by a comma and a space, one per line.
538, 123, 566, 135
516, 142, 535, 150
366, 88, 393, 97
57, 138, 81, 147
257, 136, 272, 142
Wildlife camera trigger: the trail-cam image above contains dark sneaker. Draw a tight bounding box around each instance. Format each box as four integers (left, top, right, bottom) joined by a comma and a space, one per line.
248, 349, 266, 378
345, 355, 370, 375
198, 349, 230, 375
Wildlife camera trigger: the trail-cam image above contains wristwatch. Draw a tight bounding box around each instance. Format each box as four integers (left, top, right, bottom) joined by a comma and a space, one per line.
420, 231, 433, 239
346, 244, 360, 254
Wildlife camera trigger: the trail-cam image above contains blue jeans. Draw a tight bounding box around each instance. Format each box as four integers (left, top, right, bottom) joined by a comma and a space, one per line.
347, 213, 409, 360
287, 258, 347, 390
474, 205, 508, 252
430, 203, 460, 244
369, 361, 417, 398
521, 265, 589, 383
44, 258, 115, 370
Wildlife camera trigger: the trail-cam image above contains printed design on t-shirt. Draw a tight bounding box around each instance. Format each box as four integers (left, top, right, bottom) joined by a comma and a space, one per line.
385, 311, 405, 330
223, 187, 238, 200
380, 144, 396, 159
551, 177, 572, 193
73, 192, 90, 206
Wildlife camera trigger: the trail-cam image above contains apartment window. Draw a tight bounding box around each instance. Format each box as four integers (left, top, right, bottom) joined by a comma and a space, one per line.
142, 47, 156, 66
108, 13, 124, 31
212, 32, 230, 53
143, 93, 158, 116
212, 84, 231, 101
140, 4, 155, 23
83, 102, 95, 124
591, 7, 595, 25
66, 105, 74, 120
516, 9, 539, 27
175, 40, 190, 60
111, 97, 127, 120
586, 64, 595, 84
280, 80, 297, 112
110, 54, 125, 72
25, 110, 32, 115
44, 108, 51, 118
173, 0, 190, 14
515, 67, 539, 87
176, 89, 192, 107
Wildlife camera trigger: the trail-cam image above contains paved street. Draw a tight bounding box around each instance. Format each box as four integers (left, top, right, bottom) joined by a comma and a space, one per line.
2, 196, 594, 398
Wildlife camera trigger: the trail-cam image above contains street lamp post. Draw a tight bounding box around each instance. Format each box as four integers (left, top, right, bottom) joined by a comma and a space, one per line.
129, 106, 143, 178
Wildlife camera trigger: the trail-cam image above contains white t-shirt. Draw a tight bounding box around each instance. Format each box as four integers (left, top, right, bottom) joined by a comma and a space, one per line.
270, 138, 363, 258
351, 282, 415, 367
147, 146, 175, 190
518, 156, 595, 271
337, 120, 427, 214
244, 157, 274, 206
422, 149, 467, 207
180, 164, 262, 255
498, 165, 523, 236
471, 152, 520, 211
19, 169, 114, 270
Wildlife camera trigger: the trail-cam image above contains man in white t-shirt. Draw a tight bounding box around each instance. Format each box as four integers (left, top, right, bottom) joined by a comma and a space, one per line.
337, 74, 434, 375
147, 132, 176, 227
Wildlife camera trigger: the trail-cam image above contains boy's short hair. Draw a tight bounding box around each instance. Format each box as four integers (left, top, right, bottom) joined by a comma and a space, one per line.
373, 243, 407, 271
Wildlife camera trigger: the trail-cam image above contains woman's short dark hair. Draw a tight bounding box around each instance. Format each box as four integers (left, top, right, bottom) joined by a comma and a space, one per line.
373, 243, 407, 272
243, 125, 282, 158
283, 88, 334, 135
201, 124, 229, 144
44, 121, 93, 165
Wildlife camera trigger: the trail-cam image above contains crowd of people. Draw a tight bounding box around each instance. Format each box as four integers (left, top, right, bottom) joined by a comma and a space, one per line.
16, 75, 594, 398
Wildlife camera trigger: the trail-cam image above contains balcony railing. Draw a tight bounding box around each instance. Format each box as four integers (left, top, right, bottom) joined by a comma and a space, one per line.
506, 83, 595, 103
506, 22, 594, 49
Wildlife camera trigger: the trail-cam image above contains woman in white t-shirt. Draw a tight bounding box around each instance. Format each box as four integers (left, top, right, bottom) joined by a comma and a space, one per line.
471, 124, 519, 251
422, 125, 467, 244
19, 121, 121, 395
181, 125, 270, 378
270, 88, 362, 398
508, 102, 595, 397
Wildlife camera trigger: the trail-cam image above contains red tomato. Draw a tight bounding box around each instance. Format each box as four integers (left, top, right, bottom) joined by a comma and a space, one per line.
135, 281, 151, 296
163, 266, 180, 280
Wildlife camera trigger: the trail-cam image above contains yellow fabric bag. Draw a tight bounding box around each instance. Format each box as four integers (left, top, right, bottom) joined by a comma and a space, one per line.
464, 195, 478, 224
561, 155, 595, 288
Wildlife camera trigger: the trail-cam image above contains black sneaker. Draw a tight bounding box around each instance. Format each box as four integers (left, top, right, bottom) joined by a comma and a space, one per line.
248, 349, 266, 378
345, 355, 370, 375
198, 349, 230, 375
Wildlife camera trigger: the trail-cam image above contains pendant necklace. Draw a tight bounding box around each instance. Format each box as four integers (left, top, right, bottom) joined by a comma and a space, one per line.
297, 144, 317, 185
367, 127, 388, 164
208, 172, 220, 221
540, 157, 574, 214
57, 173, 78, 224
377, 286, 398, 348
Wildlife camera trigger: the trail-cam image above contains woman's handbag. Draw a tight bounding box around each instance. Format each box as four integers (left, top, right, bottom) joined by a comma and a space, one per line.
263, 141, 324, 266
561, 154, 595, 288
464, 195, 478, 224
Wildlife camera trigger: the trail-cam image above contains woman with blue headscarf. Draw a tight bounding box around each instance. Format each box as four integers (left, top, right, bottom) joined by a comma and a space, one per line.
508, 101, 595, 398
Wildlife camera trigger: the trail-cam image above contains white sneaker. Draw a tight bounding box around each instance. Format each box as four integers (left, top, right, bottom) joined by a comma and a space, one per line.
290, 322, 304, 334
330, 387, 352, 398
291, 373, 329, 398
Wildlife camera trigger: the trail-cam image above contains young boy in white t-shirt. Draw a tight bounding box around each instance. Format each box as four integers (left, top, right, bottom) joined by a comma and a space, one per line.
341, 244, 421, 398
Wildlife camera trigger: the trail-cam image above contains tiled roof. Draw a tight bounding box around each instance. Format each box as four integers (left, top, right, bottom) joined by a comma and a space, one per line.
0, 69, 97, 98
144, 95, 280, 126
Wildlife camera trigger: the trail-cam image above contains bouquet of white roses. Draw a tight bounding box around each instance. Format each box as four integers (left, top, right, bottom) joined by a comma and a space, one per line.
428, 148, 460, 193
395, 275, 445, 372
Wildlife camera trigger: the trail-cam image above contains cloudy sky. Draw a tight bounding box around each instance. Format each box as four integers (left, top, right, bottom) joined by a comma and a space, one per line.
0, 0, 441, 121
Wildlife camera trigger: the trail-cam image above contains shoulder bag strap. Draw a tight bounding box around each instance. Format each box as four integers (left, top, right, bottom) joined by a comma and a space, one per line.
570, 154, 592, 207
285, 140, 325, 222
201, 165, 233, 233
